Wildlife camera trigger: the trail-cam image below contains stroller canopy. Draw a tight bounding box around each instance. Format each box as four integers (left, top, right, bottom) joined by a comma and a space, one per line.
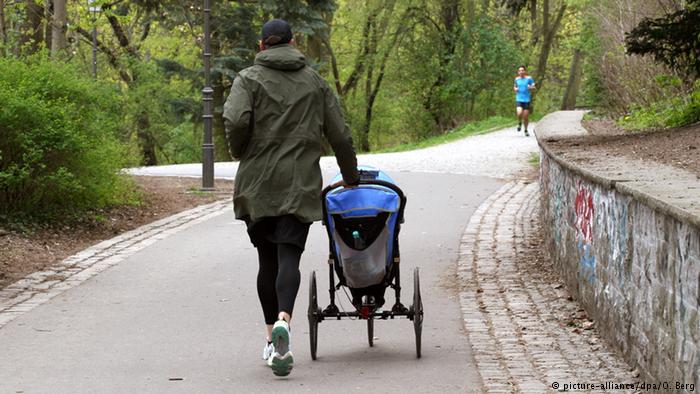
324, 166, 403, 288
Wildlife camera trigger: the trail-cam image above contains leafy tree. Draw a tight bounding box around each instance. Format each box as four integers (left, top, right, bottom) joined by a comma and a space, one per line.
146, 0, 337, 159
625, 0, 700, 78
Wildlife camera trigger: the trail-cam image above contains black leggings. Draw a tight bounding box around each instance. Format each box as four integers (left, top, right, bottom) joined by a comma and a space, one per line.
256, 239, 303, 325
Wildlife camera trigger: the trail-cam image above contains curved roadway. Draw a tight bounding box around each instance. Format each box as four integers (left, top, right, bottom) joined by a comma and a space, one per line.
0, 127, 537, 393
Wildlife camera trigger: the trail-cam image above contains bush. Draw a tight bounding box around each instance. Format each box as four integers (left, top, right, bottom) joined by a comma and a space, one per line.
0, 57, 138, 219
620, 79, 700, 130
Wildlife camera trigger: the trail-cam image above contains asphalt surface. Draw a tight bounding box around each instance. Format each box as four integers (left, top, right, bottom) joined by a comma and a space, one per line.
1, 127, 538, 393
125, 126, 538, 180
0, 171, 503, 393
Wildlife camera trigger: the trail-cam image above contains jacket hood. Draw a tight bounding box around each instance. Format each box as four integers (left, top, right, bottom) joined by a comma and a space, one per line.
254, 45, 306, 71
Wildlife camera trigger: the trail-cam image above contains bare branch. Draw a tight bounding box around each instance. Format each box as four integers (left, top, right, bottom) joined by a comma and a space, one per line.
75, 26, 132, 83
322, 37, 343, 96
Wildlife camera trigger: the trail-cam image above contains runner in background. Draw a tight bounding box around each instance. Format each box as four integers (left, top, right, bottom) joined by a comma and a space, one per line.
514, 65, 536, 137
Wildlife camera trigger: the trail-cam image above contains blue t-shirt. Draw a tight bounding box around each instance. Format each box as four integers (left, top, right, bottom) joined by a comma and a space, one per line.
514, 76, 535, 103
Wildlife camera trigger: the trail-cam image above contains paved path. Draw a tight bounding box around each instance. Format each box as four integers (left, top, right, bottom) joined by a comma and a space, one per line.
0, 173, 501, 393
126, 127, 539, 180
459, 182, 636, 393
0, 124, 634, 393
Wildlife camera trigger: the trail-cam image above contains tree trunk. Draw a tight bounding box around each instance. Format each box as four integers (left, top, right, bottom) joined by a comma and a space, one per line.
50, 0, 67, 57
100, 3, 162, 164
0, 0, 6, 55
530, 0, 538, 45
324, 38, 343, 96
360, 12, 378, 153
213, 83, 229, 161
137, 112, 158, 166
424, 0, 462, 130
481, 0, 489, 16
359, 1, 404, 152
561, 48, 583, 110
305, 35, 324, 65
18, 0, 44, 55
44, 0, 53, 51
535, 0, 566, 92
341, 1, 376, 96
466, 0, 476, 24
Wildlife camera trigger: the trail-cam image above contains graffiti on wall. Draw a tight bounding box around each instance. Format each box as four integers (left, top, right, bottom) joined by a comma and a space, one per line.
605, 195, 629, 290
575, 181, 596, 283
553, 177, 564, 247
541, 150, 700, 385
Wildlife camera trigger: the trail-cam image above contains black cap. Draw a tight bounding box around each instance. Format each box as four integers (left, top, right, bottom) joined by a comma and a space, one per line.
261, 19, 293, 46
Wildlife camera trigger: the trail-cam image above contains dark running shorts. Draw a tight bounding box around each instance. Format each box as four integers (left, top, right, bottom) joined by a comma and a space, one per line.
517, 101, 531, 111
246, 215, 311, 251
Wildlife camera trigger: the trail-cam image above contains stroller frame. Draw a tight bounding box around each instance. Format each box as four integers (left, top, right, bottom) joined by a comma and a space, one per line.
307, 173, 423, 359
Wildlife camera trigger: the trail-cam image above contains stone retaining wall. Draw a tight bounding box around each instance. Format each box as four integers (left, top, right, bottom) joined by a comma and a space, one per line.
538, 112, 699, 391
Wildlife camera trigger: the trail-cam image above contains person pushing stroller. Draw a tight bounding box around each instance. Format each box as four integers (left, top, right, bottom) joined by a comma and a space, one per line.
223, 19, 359, 377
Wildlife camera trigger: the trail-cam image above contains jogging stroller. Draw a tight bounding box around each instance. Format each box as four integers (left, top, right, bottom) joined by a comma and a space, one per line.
307, 166, 423, 359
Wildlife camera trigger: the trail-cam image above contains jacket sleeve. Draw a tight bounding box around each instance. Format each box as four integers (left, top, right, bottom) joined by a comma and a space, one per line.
322, 84, 359, 185
223, 76, 253, 160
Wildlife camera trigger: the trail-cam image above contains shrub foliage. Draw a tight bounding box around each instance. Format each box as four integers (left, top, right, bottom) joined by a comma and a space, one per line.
0, 57, 137, 218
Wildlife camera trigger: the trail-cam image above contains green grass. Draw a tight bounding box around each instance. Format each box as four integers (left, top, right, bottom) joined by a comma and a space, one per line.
186, 187, 209, 197
582, 111, 601, 121
528, 152, 540, 167
374, 116, 516, 153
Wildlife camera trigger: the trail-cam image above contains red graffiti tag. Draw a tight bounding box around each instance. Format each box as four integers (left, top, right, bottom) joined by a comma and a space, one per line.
575, 183, 594, 244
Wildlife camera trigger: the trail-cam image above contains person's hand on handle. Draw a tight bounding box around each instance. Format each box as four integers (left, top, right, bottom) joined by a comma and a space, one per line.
329, 179, 357, 189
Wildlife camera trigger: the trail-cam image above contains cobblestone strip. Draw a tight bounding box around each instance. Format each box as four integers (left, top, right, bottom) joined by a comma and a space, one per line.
0, 199, 231, 328
459, 182, 635, 393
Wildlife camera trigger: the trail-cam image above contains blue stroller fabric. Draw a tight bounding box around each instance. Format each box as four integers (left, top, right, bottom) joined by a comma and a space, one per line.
325, 167, 401, 288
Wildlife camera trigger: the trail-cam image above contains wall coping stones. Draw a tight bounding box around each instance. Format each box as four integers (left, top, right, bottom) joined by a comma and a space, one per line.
535, 110, 700, 230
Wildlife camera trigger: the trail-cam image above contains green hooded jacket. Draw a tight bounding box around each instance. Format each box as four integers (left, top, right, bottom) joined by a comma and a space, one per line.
223, 44, 359, 223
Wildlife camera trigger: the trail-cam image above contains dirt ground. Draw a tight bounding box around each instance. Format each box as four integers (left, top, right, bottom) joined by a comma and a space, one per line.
520, 214, 601, 334
577, 120, 700, 176
0, 177, 233, 289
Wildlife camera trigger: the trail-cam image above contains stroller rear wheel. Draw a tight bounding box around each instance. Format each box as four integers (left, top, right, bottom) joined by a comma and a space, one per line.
412, 267, 423, 358
308, 271, 319, 360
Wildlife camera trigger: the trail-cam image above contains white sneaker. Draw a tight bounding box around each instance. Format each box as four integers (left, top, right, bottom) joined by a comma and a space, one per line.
262, 342, 274, 361
268, 320, 293, 376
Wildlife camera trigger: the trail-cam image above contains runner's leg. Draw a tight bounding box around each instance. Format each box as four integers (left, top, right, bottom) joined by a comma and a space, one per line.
276, 242, 303, 321
523, 109, 530, 131
256, 239, 279, 337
